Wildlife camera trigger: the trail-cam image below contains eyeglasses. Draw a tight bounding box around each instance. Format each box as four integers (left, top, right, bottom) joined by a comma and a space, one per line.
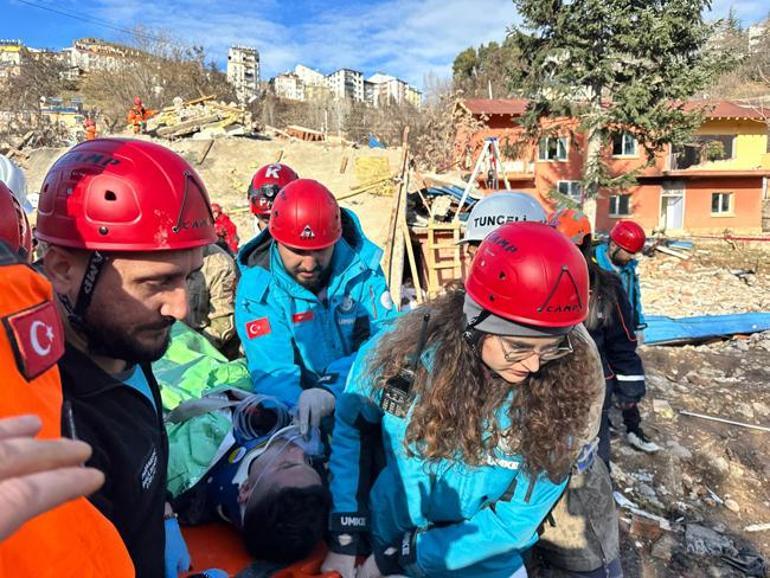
497, 333, 574, 363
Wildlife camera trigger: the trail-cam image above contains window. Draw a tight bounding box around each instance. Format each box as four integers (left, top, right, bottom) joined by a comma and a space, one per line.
609, 194, 631, 216
672, 135, 736, 169
557, 181, 582, 202
711, 192, 733, 215
612, 132, 637, 156
538, 136, 568, 161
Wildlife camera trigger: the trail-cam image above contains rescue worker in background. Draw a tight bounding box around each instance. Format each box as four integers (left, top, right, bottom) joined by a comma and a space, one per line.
128, 96, 148, 134
84, 118, 98, 140
0, 181, 135, 577
247, 162, 299, 232
37, 139, 218, 578
460, 191, 547, 259
554, 210, 659, 457
235, 178, 397, 435
322, 222, 604, 578
211, 202, 240, 255
186, 243, 240, 359
594, 220, 647, 335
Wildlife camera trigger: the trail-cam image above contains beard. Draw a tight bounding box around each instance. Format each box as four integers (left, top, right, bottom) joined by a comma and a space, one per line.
294, 264, 332, 293
81, 311, 175, 363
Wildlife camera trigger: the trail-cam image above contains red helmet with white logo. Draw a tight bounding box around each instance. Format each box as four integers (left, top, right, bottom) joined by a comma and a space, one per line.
610, 220, 646, 254
0, 181, 32, 260
248, 163, 299, 218
465, 222, 589, 328
269, 179, 341, 250
548, 208, 592, 245
36, 138, 216, 252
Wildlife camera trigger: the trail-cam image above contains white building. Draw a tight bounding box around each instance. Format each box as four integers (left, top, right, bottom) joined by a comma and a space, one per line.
294, 64, 326, 87
60, 38, 135, 76
366, 73, 421, 108
326, 68, 364, 102
272, 73, 304, 101
227, 45, 260, 104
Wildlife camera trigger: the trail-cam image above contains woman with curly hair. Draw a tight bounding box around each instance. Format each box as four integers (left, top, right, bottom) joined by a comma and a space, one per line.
321, 222, 604, 578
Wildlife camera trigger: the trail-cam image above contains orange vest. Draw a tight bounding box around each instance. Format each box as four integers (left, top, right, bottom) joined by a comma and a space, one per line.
0, 254, 135, 578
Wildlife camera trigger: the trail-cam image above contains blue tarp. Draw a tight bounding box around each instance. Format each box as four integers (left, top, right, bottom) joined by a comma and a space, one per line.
423, 185, 478, 207
645, 313, 770, 345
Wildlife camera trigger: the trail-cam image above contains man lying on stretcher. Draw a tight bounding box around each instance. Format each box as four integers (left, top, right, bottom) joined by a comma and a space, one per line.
166, 391, 330, 565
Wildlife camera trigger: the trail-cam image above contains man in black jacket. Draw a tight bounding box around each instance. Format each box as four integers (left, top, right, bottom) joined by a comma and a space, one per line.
37, 138, 217, 578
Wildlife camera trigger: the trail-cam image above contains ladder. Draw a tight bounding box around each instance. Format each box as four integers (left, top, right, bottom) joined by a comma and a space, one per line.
425, 220, 464, 296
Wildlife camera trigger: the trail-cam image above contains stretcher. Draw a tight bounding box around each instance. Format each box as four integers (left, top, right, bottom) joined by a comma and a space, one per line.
182, 524, 341, 577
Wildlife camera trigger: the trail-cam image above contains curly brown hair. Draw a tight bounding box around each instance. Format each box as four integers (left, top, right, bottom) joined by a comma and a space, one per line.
366, 287, 602, 482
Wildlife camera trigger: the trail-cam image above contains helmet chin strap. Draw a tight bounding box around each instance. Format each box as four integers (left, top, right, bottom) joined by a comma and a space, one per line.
57, 250, 108, 330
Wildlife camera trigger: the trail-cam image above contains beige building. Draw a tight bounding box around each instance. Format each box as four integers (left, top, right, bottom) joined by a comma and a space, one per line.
272, 72, 304, 101
0, 40, 23, 80
227, 45, 260, 104
367, 73, 421, 108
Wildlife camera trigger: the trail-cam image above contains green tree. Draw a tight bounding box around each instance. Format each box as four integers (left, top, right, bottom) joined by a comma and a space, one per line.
453, 48, 479, 81
510, 0, 730, 215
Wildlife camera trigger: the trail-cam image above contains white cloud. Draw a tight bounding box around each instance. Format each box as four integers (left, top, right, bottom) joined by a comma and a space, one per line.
77, 0, 516, 89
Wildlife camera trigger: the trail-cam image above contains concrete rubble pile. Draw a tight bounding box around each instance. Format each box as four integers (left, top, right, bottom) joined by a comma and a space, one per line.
639, 242, 770, 317
146, 95, 254, 140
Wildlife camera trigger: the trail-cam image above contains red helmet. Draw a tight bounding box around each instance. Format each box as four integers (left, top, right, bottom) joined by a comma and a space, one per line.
36, 138, 216, 252
211, 202, 222, 213
465, 222, 589, 328
0, 181, 32, 260
610, 220, 646, 254
134, 96, 142, 106
248, 163, 299, 218
548, 208, 592, 245
269, 179, 341, 250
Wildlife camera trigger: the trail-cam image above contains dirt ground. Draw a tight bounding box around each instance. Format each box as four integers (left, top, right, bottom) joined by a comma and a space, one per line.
20, 136, 770, 577
614, 242, 770, 578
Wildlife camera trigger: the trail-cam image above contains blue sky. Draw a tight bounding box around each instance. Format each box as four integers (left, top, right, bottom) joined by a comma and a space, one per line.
2, 0, 768, 90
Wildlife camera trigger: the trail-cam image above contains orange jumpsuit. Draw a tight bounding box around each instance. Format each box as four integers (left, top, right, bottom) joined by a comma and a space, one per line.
0, 248, 135, 578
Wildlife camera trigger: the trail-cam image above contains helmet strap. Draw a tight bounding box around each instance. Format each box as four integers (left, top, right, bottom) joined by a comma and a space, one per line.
58, 250, 107, 329
463, 309, 490, 351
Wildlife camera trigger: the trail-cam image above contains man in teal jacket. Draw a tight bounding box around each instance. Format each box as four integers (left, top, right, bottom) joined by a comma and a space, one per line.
235, 179, 397, 434
594, 220, 648, 333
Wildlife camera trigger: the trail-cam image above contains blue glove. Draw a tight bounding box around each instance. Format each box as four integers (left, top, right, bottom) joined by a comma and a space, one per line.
188, 570, 228, 578
164, 516, 192, 578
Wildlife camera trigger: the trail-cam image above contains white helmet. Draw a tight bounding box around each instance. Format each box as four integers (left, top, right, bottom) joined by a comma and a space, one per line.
462, 191, 547, 243
0, 155, 32, 213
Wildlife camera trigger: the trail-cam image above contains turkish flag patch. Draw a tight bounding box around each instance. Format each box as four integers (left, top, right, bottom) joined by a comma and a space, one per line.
244, 317, 271, 339
3, 300, 65, 381
292, 311, 314, 324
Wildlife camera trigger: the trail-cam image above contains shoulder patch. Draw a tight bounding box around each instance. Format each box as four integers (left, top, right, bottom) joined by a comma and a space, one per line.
3, 300, 65, 381
244, 317, 271, 339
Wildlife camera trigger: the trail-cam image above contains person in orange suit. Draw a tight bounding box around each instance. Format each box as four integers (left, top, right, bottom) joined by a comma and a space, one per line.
127, 97, 148, 134
211, 203, 240, 255
84, 118, 97, 141
0, 181, 135, 578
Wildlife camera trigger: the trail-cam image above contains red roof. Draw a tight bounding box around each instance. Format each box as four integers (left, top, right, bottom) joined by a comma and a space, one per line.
461, 99, 529, 116
461, 98, 769, 121
681, 100, 769, 120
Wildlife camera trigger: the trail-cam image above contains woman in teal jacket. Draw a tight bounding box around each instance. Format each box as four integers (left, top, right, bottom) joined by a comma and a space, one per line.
322, 223, 605, 578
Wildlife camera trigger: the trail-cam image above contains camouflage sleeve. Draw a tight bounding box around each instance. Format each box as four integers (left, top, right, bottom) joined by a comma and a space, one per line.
202, 252, 237, 348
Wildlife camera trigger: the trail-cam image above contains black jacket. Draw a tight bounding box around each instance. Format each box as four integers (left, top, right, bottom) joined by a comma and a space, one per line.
59, 345, 168, 578
586, 274, 646, 404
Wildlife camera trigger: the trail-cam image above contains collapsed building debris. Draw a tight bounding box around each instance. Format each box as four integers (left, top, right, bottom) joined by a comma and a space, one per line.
145, 95, 254, 140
